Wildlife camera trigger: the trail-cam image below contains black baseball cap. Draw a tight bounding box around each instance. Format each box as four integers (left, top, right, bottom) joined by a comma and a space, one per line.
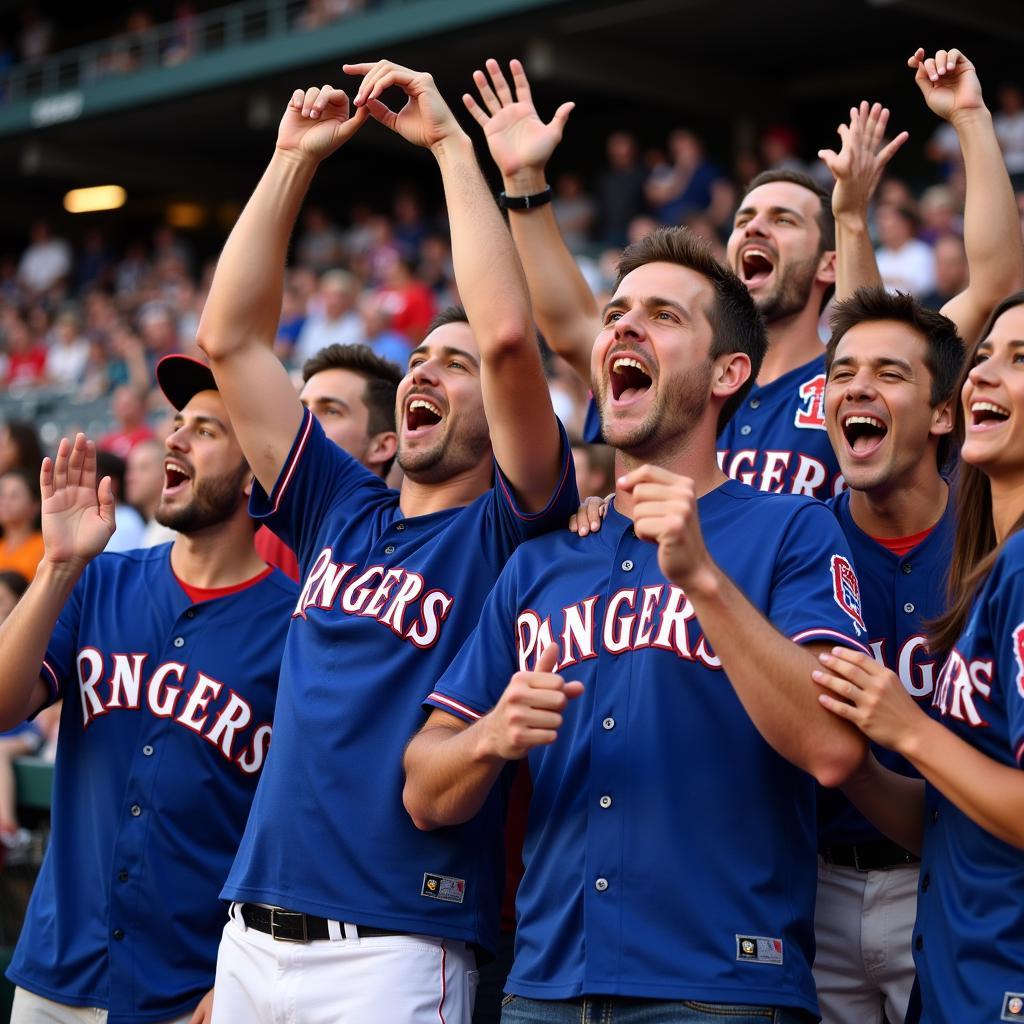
156, 354, 218, 411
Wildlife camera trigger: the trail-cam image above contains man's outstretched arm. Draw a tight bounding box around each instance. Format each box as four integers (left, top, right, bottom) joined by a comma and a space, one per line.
347, 59, 564, 509
908, 47, 1024, 343
196, 87, 368, 495
466, 59, 600, 388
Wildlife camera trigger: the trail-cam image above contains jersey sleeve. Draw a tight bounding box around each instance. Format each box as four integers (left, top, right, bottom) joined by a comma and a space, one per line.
425, 558, 522, 723
248, 408, 391, 565
485, 418, 579, 551
989, 558, 1024, 767
38, 568, 86, 712
766, 500, 871, 654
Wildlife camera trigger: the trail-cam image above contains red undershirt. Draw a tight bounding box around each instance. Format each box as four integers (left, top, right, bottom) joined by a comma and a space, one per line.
173, 565, 274, 604
869, 524, 936, 558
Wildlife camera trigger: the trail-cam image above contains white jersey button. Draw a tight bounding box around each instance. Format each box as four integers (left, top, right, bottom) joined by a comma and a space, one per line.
142, 745, 154, 756
595, 877, 609, 892
740, 425, 752, 436
621, 560, 634, 572
130, 804, 142, 817
903, 602, 915, 614
385, 545, 396, 555
173, 637, 185, 648
599, 795, 612, 809
602, 717, 615, 730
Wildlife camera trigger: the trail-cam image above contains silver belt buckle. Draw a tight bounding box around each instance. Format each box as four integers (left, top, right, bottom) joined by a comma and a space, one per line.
270, 907, 308, 943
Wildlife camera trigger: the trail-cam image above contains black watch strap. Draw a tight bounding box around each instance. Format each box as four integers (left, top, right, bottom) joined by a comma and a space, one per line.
498, 186, 553, 211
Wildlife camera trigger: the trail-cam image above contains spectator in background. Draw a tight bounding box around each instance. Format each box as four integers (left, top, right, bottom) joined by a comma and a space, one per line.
921, 234, 969, 311
75, 229, 114, 293
919, 184, 962, 243
125, 438, 176, 547
358, 294, 414, 365
552, 171, 596, 254
295, 206, 346, 273
293, 269, 363, 364
417, 233, 455, 305
96, 450, 147, 552
875, 202, 936, 296
98, 384, 154, 458
392, 190, 428, 258
18, 7, 52, 62
162, 2, 198, 67
45, 310, 91, 390
761, 123, 805, 173
4, 316, 47, 390
375, 255, 436, 343
274, 279, 309, 361
571, 441, 615, 501
0, 470, 43, 580
0, 422, 43, 477
645, 128, 731, 227
994, 81, 1024, 189
17, 221, 71, 297
596, 130, 648, 247
138, 302, 179, 371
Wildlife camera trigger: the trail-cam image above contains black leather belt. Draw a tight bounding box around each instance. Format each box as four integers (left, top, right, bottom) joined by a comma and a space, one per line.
820, 840, 920, 871
240, 903, 405, 943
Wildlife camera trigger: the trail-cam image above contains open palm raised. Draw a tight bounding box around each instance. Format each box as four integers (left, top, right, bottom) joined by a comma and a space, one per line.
41, 434, 116, 567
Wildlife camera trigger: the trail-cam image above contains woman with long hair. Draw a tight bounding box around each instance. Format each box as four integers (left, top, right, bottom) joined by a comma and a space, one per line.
813, 290, 1024, 1024
0, 469, 44, 580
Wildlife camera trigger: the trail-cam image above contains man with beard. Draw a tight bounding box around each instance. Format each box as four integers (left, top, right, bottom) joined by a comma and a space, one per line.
195, 62, 575, 1024
0, 355, 297, 1024
404, 227, 869, 1023
464, 60, 901, 499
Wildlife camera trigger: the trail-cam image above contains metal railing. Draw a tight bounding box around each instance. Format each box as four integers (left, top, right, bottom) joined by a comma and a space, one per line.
0, 0, 381, 106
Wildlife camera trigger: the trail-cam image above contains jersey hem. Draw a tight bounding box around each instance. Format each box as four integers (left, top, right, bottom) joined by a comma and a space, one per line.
505, 977, 818, 1016
5, 969, 205, 1023
219, 886, 491, 951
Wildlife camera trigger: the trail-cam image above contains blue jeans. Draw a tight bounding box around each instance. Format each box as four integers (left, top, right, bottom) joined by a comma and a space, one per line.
500, 995, 817, 1024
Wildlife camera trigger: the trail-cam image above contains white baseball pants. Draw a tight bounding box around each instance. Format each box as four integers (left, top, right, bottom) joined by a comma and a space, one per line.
11, 987, 193, 1023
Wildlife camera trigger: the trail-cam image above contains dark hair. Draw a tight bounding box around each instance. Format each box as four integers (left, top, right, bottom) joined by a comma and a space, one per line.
826, 287, 964, 467
743, 169, 835, 252
930, 291, 1024, 655
0, 569, 28, 600
1, 467, 40, 504
96, 451, 127, 501
614, 227, 767, 431
1, 420, 43, 474
301, 344, 402, 473
426, 305, 470, 335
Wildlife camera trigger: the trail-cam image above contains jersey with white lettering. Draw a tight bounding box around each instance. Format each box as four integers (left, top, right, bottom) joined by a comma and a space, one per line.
222, 408, 576, 953
818, 490, 953, 846
717, 354, 844, 499
6, 545, 296, 1024
426, 481, 868, 1012
913, 532, 1024, 1024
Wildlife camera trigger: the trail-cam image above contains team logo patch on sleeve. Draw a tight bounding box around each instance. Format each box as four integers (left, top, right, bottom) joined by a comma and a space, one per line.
736, 935, 784, 965
830, 554, 866, 637
1012, 623, 1024, 699
421, 872, 466, 904
1001, 992, 1024, 1021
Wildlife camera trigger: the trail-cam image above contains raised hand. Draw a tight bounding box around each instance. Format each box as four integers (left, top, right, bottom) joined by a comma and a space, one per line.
618, 465, 714, 591
819, 101, 909, 219
908, 47, 985, 123
464, 58, 574, 180
481, 643, 583, 760
275, 84, 368, 162
344, 60, 462, 151
40, 434, 116, 568
813, 647, 927, 753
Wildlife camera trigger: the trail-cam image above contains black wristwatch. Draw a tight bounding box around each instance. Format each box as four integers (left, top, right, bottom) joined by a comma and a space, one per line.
498, 186, 553, 211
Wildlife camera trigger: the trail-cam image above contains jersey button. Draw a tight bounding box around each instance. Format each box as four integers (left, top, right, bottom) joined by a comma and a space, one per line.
118, 870, 129, 882
602, 717, 615, 731
385, 545, 396, 555
594, 877, 609, 892
173, 637, 185, 648
621, 560, 634, 572
113, 929, 125, 941
130, 804, 142, 817
749, 399, 761, 409
739, 425, 752, 436
903, 602, 915, 614
599, 795, 612, 809
143, 745, 154, 757
186, 609, 196, 619
902, 563, 913, 575
396, 523, 405, 531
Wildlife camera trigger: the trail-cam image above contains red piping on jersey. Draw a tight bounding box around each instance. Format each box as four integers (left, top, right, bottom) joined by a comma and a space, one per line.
496, 440, 573, 522
270, 410, 314, 515
791, 627, 870, 655
40, 659, 60, 700
437, 941, 447, 1024
1016, 738, 1024, 766
428, 692, 482, 721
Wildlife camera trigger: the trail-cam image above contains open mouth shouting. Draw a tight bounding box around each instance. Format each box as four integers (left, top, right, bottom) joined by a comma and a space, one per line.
969, 400, 1010, 431
738, 245, 776, 289
841, 412, 888, 459
608, 353, 654, 408
403, 393, 446, 437
163, 458, 192, 497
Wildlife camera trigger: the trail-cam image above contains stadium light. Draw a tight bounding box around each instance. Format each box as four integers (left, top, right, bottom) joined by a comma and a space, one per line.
63, 185, 127, 213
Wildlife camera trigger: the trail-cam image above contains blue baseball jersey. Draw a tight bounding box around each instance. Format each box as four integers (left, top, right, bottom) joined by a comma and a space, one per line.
222, 409, 577, 952
818, 491, 954, 846
6, 545, 296, 1024
717, 354, 844, 499
426, 481, 868, 1013
913, 533, 1024, 1024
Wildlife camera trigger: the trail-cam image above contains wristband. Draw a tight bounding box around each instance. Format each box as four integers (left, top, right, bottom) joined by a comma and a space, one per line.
498, 186, 553, 211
